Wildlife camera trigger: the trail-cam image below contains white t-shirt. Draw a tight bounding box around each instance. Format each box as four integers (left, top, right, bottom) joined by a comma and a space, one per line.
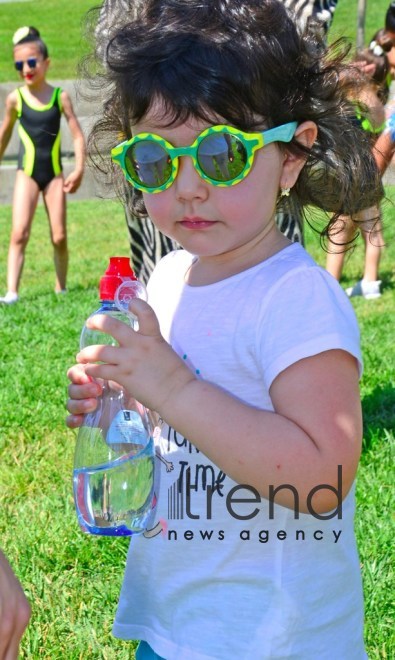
113, 244, 366, 659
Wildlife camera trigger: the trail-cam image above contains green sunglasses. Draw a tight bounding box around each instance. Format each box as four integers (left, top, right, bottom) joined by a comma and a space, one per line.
111, 122, 298, 193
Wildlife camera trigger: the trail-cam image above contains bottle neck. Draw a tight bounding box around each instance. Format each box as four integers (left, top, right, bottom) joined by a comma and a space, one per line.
95, 299, 132, 326
98, 299, 117, 310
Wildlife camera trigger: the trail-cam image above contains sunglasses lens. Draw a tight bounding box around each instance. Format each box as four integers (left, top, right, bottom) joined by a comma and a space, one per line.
14, 58, 37, 71
125, 141, 172, 188
197, 133, 247, 182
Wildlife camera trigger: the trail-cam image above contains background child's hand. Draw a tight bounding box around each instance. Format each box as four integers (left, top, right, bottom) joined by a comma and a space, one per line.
350, 59, 376, 76
63, 169, 83, 194
66, 366, 103, 428
75, 299, 196, 417
0, 550, 30, 659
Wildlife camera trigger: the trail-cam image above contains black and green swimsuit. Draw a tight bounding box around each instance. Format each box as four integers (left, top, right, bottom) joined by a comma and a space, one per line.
16, 86, 63, 191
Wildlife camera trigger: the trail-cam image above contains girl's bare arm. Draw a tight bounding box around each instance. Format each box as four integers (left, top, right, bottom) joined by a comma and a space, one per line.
373, 129, 395, 175
0, 92, 18, 160
60, 90, 86, 192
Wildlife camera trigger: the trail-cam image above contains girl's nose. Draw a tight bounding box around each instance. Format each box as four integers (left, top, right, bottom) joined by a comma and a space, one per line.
175, 156, 208, 201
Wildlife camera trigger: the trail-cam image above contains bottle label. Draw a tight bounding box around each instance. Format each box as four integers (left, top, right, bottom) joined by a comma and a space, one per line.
106, 410, 148, 447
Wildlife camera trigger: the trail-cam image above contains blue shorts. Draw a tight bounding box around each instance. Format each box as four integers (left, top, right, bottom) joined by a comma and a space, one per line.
136, 641, 165, 660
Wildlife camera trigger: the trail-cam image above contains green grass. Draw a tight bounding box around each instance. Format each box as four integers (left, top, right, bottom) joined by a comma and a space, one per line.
329, 0, 390, 44
0, 0, 94, 82
0, 198, 136, 658
306, 199, 395, 656
0, 0, 394, 655
0, 0, 391, 83
0, 196, 394, 656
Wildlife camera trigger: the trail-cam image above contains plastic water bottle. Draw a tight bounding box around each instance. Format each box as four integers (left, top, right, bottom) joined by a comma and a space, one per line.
73, 257, 156, 536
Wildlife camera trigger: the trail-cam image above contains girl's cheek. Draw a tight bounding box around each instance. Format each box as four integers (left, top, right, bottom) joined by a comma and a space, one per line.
143, 192, 173, 224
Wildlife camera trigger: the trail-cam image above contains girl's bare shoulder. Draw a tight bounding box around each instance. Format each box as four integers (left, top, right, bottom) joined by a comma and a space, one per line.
5, 89, 20, 110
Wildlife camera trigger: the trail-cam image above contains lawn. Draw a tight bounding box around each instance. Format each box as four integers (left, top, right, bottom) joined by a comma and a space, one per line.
0, 0, 391, 83
0, 195, 394, 657
0, 0, 94, 83
330, 0, 391, 44
0, 0, 394, 657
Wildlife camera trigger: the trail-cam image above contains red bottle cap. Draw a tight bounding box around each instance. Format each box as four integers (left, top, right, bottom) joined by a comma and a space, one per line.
99, 257, 137, 300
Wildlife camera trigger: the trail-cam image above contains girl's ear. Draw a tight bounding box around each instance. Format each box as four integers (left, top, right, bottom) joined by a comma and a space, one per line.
279, 121, 317, 190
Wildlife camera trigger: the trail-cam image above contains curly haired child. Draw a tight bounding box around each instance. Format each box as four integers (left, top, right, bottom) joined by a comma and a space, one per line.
67, 1, 381, 657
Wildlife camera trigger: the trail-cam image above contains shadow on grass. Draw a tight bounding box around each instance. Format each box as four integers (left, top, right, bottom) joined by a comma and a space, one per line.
361, 384, 395, 451
380, 267, 395, 293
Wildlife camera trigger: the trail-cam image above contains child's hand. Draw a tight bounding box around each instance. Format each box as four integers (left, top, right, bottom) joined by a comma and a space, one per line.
66, 366, 103, 429
0, 550, 30, 659
349, 60, 376, 76
63, 169, 83, 194
75, 299, 196, 417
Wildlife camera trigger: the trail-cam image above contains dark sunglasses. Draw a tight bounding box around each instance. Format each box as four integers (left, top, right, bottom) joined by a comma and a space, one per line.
14, 57, 38, 72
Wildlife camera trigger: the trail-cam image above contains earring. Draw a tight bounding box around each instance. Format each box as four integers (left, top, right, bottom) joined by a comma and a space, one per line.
280, 187, 291, 198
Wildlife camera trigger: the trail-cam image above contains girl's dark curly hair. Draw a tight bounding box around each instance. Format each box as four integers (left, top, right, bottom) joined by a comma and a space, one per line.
83, 0, 382, 242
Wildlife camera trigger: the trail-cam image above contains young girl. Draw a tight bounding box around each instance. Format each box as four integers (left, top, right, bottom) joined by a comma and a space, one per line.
0, 30, 85, 304
325, 41, 389, 297
67, 1, 381, 657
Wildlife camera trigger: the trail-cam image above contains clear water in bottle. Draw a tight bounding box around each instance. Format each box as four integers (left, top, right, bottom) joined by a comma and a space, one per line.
74, 426, 155, 536
73, 257, 156, 536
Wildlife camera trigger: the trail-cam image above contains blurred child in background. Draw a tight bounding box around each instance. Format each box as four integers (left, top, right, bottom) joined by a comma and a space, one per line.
0, 28, 85, 304
326, 40, 390, 298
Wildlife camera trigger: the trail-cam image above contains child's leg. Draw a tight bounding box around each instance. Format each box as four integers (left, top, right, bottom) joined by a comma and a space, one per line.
6, 171, 40, 295
344, 206, 383, 299
43, 175, 68, 292
361, 214, 383, 282
325, 215, 356, 281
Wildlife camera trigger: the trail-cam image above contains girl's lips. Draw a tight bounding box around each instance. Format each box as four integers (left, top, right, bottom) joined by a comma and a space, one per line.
180, 217, 216, 229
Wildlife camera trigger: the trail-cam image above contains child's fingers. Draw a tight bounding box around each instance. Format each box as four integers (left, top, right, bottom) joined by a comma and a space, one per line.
0, 553, 30, 660
65, 412, 86, 429
84, 314, 134, 346
66, 388, 101, 428
66, 395, 98, 415
63, 171, 82, 194
67, 364, 99, 386
63, 177, 73, 192
84, 301, 162, 343
128, 299, 162, 337
76, 344, 118, 366
82, 362, 118, 383
67, 381, 102, 402
66, 365, 102, 425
